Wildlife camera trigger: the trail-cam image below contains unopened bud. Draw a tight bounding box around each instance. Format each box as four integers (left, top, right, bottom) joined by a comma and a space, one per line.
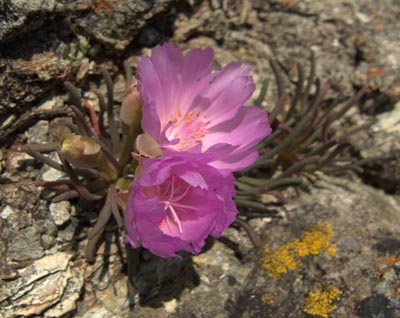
60, 134, 103, 168
120, 79, 142, 131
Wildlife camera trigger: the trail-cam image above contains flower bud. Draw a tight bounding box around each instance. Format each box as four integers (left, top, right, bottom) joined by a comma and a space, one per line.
120, 79, 142, 132
59, 134, 103, 168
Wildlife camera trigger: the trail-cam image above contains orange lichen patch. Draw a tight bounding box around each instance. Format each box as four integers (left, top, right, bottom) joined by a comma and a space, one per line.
262, 223, 336, 278
21, 53, 67, 79
22, 53, 56, 71
261, 293, 275, 305
382, 255, 399, 267
375, 254, 400, 277
366, 68, 384, 77
303, 286, 342, 318
89, 0, 123, 13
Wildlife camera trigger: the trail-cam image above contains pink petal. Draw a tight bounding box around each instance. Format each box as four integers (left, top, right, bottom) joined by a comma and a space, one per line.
178, 170, 208, 189
204, 106, 270, 148
190, 76, 255, 127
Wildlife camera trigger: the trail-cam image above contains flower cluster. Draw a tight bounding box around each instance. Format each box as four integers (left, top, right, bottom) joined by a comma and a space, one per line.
124, 43, 271, 257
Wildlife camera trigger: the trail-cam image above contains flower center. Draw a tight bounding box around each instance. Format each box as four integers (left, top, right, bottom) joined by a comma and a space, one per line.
165, 109, 210, 150
157, 176, 195, 233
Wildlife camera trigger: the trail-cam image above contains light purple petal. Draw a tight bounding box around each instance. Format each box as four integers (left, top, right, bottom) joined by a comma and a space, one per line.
137, 42, 272, 173
204, 106, 271, 149
140, 100, 162, 139
124, 155, 238, 258
193, 74, 255, 126
178, 170, 208, 189
210, 150, 259, 171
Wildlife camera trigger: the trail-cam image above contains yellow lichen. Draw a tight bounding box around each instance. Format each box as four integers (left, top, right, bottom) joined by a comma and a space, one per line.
263, 244, 299, 278
303, 286, 342, 318
326, 244, 337, 257
294, 223, 334, 256
262, 222, 336, 278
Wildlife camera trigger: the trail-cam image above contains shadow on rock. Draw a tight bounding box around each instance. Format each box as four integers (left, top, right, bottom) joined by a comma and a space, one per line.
133, 250, 200, 308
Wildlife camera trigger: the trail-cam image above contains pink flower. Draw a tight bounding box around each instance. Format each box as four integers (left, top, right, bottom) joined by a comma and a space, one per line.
137, 43, 272, 171
124, 154, 238, 258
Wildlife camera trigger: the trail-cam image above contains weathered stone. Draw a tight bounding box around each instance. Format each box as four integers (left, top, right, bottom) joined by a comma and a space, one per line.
0, 252, 78, 318
26, 120, 49, 145
0, 0, 63, 43
40, 153, 65, 182
351, 100, 400, 193
0, 253, 69, 301
49, 201, 72, 226
76, 58, 95, 82
8, 226, 44, 261
0, 206, 15, 221
0, 54, 69, 136
44, 265, 85, 318
5, 151, 33, 173
41, 233, 57, 250
174, 0, 400, 100
57, 219, 78, 243
222, 174, 400, 318
41, 168, 65, 183
73, 0, 176, 50
0, 205, 29, 230
11, 271, 69, 317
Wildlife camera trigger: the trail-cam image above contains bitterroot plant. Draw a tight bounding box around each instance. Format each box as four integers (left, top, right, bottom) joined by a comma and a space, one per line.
235, 55, 370, 230
14, 43, 369, 301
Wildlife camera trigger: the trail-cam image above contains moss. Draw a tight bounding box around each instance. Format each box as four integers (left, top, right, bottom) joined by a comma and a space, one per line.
262, 222, 335, 278
303, 286, 342, 318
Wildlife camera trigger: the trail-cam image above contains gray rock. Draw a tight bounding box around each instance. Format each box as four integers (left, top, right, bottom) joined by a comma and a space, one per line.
0, 0, 62, 43
44, 265, 85, 318
8, 226, 44, 261
26, 120, 49, 145
223, 174, 400, 318
0, 205, 29, 230
351, 100, 400, 193
4, 151, 33, 174
57, 220, 78, 243
73, 0, 176, 50
173, 0, 400, 99
41, 233, 57, 250
41, 167, 65, 183
0, 252, 83, 318
49, 201, 72, 226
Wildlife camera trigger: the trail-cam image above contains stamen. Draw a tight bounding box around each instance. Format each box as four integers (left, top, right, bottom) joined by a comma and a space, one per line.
168, 175, 176, 201
164, 108, 210, 150
159, 176, 195, 234
172, 202, 197, 211
166, 203, 183, 233
173, 183, 191, 202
